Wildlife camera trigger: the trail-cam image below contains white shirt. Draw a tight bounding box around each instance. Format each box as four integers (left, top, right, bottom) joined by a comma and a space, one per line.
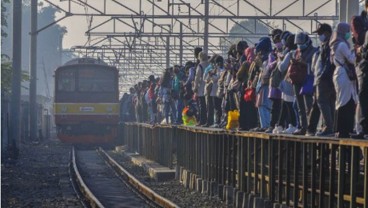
332, 42, 358, 109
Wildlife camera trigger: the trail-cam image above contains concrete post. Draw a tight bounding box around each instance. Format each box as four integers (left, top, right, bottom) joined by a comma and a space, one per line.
347, 0, 360, 21
203, 0, 209, 54
30, 0, 38, 141
339, 0, 347, 22
9, 0, 22, 158
166, 36, 170, 68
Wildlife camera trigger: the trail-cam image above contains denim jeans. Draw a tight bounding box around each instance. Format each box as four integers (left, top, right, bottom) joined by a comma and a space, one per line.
258, 86, 272, 128
164, 100, 177, 124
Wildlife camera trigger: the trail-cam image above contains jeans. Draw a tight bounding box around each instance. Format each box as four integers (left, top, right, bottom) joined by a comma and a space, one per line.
206, 95, 214, 126
270, 98, 281, 128
213, 97, 222, 125
197, 96, 207, 125
316, 81, 335, 132
358, 70, 368, 133
277, 100, 297, 128
176, 99, 184, 124
293, 84, 313, 129
258, 86, 271, 129
164, 100, 177, 124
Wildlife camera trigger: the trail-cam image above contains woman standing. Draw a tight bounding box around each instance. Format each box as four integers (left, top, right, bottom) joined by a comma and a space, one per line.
329, 22, 358, 138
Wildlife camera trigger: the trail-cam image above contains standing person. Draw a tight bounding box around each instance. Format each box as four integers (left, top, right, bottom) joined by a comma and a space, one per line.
275, 33, 298, 134
210, 56, 224, 127
253, 37, 273, 132
193, 51, 209, 126
172, 65, 185, 124
353, 32, 368, 139
237, 47, 258, 130
291, 32, 318, 135
159, 68, 177, 124
147, 75, 157, 124
265, 29, 283, 133
330, 22, 358, 138
203, 55, 218, 127
307, 23, 336, 136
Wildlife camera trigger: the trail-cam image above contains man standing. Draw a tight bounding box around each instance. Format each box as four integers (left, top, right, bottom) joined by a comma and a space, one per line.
307, 24, 335, 136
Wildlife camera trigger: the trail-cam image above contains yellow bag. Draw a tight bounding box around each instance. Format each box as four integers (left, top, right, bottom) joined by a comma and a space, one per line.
226, 110, 240, 130
182, 108, 197, 126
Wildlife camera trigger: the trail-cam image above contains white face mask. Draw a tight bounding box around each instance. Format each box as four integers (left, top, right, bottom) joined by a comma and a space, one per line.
318, 34, 326, 43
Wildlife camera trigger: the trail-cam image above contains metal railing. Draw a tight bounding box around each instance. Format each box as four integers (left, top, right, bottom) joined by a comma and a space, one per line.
123, 123, 368, 208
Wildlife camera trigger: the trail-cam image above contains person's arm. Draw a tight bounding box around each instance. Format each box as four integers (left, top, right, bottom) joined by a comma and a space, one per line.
340, 42, 356, 64
277, 51, 293, 73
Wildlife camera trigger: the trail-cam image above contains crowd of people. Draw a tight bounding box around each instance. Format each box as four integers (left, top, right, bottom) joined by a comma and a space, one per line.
120, 3, 368, 139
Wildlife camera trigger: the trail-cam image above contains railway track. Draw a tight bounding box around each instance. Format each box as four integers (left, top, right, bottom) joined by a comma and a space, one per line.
70, 146, 179, 208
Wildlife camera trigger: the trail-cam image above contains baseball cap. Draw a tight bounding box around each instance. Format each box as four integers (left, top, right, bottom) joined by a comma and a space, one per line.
269, 29, 283, 37
312, 23, 332, 35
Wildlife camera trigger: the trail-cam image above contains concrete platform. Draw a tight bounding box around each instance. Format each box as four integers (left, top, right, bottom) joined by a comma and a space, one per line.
124, 152, 176, 182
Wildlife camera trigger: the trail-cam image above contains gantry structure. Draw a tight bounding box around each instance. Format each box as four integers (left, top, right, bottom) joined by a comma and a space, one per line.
43, 0, 343, 93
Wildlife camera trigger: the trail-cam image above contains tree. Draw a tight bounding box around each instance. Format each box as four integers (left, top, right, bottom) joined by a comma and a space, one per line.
1, 0, 10, 38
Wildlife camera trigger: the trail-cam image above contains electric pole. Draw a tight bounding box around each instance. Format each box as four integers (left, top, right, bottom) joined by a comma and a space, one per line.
9, 0, 22, 158
30, 0, 38, 141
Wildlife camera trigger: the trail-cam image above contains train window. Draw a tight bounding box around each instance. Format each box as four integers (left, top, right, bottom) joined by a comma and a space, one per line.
78, 68, 115, 92
57, 70, 75, 91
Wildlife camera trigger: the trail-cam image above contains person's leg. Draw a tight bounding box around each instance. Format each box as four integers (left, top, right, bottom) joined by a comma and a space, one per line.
317, 82, 335, 133
307, 88, 320, 135
336, 98, 356, 138
293, 84, 307, 134
270, 98, 281, 128
213, 96, 222, 125
206, 95, 214, 126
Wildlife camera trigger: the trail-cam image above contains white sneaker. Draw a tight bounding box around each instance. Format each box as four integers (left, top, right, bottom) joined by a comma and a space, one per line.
272, 126, 283, 134
283, 124, 297, 134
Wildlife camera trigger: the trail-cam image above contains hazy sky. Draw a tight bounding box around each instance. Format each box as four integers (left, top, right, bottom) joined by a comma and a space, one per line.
47, 0, 342, 49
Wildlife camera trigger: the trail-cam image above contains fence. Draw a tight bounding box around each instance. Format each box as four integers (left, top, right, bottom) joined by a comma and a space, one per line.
123, 123, 368, 208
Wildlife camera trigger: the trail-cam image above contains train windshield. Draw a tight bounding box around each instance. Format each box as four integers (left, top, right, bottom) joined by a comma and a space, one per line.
57, 70, 76, 91
78, 68, 115, 92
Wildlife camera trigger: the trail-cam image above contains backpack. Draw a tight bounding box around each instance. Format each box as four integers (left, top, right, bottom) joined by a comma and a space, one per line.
351, 14, 368, 46
287, 50, 308, 85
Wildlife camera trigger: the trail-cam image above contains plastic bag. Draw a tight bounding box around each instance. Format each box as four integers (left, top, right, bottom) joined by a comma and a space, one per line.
226, 110, 240, 130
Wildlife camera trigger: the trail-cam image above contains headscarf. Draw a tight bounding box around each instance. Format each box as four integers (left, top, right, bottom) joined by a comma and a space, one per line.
255, 37, 272, 61
244, 47, 255, 64
329, 22, 350, 57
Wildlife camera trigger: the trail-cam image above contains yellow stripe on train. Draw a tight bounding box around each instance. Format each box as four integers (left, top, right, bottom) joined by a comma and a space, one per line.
54, 103, 119, 115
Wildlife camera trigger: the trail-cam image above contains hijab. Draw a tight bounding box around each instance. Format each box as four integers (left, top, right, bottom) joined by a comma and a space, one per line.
329, 22, 350, 57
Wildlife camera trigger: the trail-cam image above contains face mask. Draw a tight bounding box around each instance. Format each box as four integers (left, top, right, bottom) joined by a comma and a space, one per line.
318, 34, 326, 43
281, 39, 286, 46
345, 32, 351, 40
297, 42, 308, 50
275, 42, 283, 50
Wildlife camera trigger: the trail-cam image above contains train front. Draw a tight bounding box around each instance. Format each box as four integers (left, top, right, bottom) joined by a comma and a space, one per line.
54, 58, 120, 144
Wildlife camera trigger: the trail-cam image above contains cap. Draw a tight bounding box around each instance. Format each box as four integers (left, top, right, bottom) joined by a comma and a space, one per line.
269, 29, 283, 37
312, 23, 332, 35
295, 31, 310, 45
280, 31, 292, 41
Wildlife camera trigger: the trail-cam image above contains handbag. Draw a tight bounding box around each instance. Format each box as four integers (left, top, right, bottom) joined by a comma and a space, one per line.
335, 58, 357, 81
299, 74, 314, 95
243, 88, 255, 102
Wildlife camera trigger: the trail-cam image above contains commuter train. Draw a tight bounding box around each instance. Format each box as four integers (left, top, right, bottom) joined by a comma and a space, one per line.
54, 58, 119, 144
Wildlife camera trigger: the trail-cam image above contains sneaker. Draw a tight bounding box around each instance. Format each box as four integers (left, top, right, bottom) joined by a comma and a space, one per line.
282, 124, 296, 134
293, 128, 306, 135
210, 124, 219, 128
350, 132, 364, 139
305, 131, 315, 136
264, 127, 273, 133
316, 130, 334, 137
272, 126, 283, 134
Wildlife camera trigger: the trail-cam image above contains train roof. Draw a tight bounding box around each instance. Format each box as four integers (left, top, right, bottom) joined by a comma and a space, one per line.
63, 57, 108, 66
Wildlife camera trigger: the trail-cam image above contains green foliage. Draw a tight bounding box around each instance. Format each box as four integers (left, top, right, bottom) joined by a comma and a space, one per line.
1, 55, 13, 94
1, 55, 30, 95
1, 0, 10, 38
